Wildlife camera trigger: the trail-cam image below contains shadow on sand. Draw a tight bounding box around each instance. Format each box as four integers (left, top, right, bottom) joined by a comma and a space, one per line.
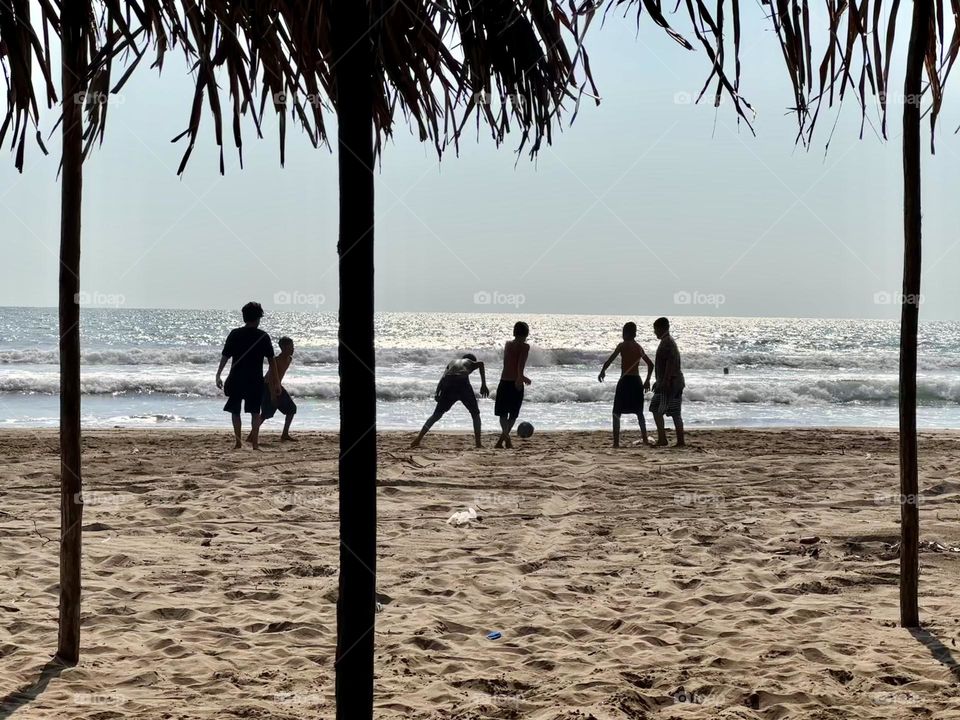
0, 657, 70, 720
910, 627, 960, 680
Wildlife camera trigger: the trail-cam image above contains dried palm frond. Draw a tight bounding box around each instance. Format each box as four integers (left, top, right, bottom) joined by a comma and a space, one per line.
614, 0, 957, 149
3, 1, 600, 171
0, 0, 58, 170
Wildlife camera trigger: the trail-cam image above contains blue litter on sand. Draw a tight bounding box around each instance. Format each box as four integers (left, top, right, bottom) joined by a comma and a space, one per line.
486, 631, 502, 640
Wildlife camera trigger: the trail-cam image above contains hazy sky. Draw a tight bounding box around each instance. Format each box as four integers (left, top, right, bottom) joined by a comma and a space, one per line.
2, 10, 959, 319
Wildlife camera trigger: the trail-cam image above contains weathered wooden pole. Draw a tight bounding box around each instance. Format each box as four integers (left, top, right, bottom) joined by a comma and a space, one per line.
898, 0, 930, 629
56, 0, 86, 663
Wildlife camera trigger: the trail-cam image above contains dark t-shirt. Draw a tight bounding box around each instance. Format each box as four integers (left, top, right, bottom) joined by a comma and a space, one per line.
222, 326, 274, 390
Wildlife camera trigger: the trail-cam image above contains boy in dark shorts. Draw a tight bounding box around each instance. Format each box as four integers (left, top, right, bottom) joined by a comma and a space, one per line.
411, 354, 489, 448
651, 316, 685, 447
494, 321, 531, 449
598, 321, 653, 447
259, 336, 298, 442
215, 301, 279, 450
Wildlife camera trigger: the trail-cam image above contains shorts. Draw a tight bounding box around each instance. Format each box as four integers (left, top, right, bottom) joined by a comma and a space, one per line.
613, 375, 644, 415
261, 387, 297, 420
494, 380, 524, 417
223, 375, 264, 415
435, 376, 479, 416
650, 384, 683, 417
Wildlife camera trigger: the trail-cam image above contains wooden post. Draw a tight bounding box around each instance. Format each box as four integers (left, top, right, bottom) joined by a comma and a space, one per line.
56, 1, 86, 664
332, 1, 378, 718
898, 0, 930, 629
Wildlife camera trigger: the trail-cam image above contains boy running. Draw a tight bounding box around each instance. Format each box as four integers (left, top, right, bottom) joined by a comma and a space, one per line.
598, 321, 654, 447
411, 354, 489, 448
494, 321, 531, 449
259, 336, 298, 442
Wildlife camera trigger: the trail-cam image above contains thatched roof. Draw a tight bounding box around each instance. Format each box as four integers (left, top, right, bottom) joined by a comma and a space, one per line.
3, 1, 600, 172
3, 1, 957, 172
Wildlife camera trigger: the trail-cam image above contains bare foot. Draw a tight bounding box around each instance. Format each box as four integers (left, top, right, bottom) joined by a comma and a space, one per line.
281, 435, 297, 443
233, 441, 242, 450
410, 440, 421, 449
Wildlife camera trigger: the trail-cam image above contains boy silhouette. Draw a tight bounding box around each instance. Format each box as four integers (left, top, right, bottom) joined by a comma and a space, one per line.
650, 316, 685, 447
598, 321, 653, 447
215, 301, 279, 450
494, 321, 531, 449
411, 353, 489, 448
259, 336, 298, 442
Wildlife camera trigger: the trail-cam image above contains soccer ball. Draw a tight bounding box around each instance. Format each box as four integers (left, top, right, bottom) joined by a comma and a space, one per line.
516, 421, 534, 439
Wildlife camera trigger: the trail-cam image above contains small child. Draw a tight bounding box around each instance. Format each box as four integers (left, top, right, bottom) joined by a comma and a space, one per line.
598, 321, 653, 448
494, 321, 531, 449
259, 336, 298, 442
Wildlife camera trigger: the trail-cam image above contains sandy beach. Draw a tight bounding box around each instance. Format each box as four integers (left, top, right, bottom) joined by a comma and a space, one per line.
2, 428, 960, 719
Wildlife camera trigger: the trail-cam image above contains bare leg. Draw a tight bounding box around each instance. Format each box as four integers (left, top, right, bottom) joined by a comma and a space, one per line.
471, 413, 482, 448
673, 414, 685, 447
231, 413, 242, 449
612, 413, 621, 448
637, 412, 649, 445
495, 415, 515, 449
248, 413, 264, 450
281, 412, 296, 441
653, 413, 668, 446
411, 412, 442, 448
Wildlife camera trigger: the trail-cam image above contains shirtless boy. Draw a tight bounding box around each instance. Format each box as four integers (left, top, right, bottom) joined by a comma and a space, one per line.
494, 321, 531, 449
259, 336, 298, 442
598, 321, 654, 447
410, 353, 489, 448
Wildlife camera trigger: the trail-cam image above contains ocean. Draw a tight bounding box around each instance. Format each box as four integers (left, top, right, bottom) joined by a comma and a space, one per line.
2, 307, 959, 430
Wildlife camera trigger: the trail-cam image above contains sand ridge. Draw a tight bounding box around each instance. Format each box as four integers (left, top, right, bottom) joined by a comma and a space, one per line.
2, 428, 960, 718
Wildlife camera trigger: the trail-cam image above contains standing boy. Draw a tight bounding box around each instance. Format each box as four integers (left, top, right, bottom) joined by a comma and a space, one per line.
260, 336, 298, 442
650, 316, 685, 447
215, 301, 279, 450
410, 353, 489, 448
598, 321, 654, 447
494, 321, 531, 449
